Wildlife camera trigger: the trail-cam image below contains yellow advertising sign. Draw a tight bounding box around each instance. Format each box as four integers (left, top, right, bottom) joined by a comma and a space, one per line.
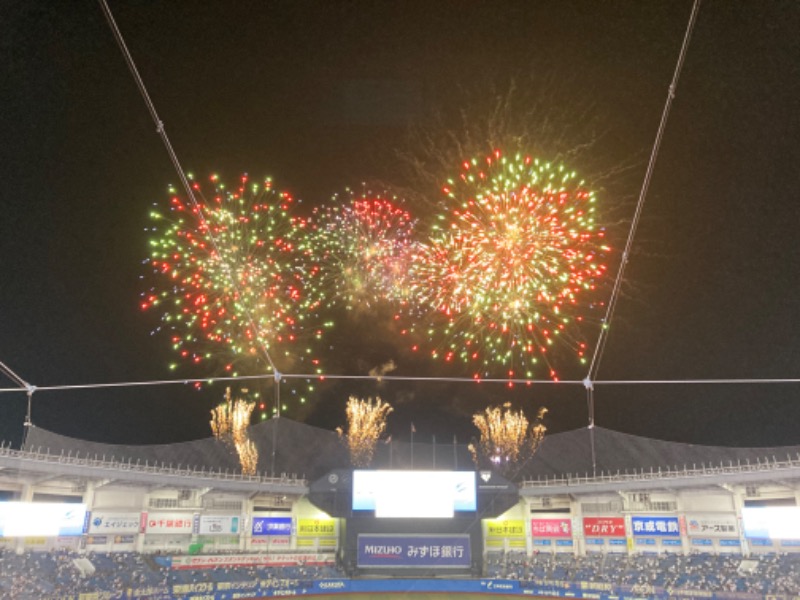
297, 518, 336, 537
486, 519, 525, 538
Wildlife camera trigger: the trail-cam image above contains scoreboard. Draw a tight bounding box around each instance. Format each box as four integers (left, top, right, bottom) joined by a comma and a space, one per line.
308, 469, 518, 576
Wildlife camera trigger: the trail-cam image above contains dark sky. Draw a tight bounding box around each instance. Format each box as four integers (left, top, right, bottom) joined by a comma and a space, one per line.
1, 1, 799, 450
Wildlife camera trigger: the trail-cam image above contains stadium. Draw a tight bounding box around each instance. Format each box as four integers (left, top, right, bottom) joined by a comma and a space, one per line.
3, 1, 800, 599
0, 416, 799, 599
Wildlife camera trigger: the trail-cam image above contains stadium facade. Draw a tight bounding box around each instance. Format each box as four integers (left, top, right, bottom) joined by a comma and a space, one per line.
1, 417, 798, 563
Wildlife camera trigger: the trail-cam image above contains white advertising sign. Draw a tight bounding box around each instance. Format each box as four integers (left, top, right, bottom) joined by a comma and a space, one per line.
144, 512, 193, 534
685, 514, 739, 538
170, 553, 335, 570
198, 515, 240, 535
88, 511, 141, 534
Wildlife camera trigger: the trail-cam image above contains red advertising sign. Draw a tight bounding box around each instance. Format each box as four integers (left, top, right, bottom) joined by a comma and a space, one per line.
531, 518, 572, 538
583, 517, 626, 537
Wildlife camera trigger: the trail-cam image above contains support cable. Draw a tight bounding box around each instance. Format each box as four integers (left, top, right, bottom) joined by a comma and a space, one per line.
584, 0, 702, 430
97, 0, 282, 401
0, 360, 37, 443
3, 374, 800, 397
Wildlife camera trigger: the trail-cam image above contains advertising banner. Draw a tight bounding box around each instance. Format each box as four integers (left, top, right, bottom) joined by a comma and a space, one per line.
531, 518, 572, 538
85, 535, 107, 545
486, 519, 525, 538
87, 511, 141, 534
631, 516, 680, 537
197, 515, 240, 535
144, 513, 193, 534
297, 518, 336, 537
357, 534, 471, 568
583, 517, 625, 537
170, 552, 335, 570
686, 514, 739, 537
0, 502, 87, 537
252, 516, 292, 536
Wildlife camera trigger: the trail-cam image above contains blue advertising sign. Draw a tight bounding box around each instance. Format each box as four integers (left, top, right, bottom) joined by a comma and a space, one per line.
532, 539, 551, 546
608, 539, 626, 546
692, 538, 712, 546
631, 516, 680, 537
719, 539, 741, 547
662, 539, 682, 547
357, 534, 471, 568
555, 539, 573, 546
251, 516, 292, 536
636, 538, 656, 545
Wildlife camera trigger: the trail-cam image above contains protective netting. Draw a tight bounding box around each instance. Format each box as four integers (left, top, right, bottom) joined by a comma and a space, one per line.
23, 419, 800, 481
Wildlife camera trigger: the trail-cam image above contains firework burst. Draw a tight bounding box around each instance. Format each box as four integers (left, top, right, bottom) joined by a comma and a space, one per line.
406, 151, 609, 379
210, 387, 259, 475
142, 173, 327, 411
469, 403, 547, 477
336, 396, 393, 467
305, 191, 417, 311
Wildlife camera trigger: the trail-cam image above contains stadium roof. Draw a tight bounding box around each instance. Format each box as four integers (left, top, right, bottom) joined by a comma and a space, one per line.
21, 419, 800, 484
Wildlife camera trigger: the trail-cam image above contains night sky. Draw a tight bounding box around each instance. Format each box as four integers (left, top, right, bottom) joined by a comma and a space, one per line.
2, 1, 799, 450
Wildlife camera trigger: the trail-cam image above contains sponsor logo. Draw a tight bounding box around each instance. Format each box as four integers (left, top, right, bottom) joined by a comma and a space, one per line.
363, 545, 402, 557
319, 581, 346, 589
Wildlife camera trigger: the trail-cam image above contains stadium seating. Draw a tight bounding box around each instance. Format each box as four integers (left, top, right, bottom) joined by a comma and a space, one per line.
2, 547, 800, 598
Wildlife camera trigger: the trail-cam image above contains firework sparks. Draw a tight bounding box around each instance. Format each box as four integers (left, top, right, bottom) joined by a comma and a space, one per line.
469, 403, 547, 476
305, 191, 417, 311
210, 387, 259, 475
142, 173, 327, 412
336, 396, 393, 467
406, 151, 609, 379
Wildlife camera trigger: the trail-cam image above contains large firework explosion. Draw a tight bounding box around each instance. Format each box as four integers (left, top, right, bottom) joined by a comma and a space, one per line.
142, 173, 328, 415
405, 151, 609, 380
305, 190, 417, 311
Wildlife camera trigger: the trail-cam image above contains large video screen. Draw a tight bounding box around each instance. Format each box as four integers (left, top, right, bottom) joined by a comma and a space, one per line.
742, 506, 800, 540
352, 470, 476, 518
0, 502, 87, 537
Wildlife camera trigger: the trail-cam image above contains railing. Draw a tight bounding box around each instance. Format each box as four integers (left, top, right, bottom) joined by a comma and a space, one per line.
520, 452, 800, 489
0, 442, 306, 486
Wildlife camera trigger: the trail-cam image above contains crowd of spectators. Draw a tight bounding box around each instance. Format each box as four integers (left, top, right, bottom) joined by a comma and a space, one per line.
0, 549, 168, 599
0, 548, 342, 599
486, 549, 800, 595
3, 547, 800, 599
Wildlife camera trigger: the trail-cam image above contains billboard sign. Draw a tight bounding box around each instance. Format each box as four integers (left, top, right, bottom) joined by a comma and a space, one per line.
88, 511, 141, 534
531, 518, 572, 538
297, 518, 336, 537
251, 516, 292, 536
686, 514, 738, 538
197, 515, 240, 535
583, 517, 625, 537
357, 534, 471, 568
144, 513, 193, 534
486, 520, 525, 538
631, 516, 680, 537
